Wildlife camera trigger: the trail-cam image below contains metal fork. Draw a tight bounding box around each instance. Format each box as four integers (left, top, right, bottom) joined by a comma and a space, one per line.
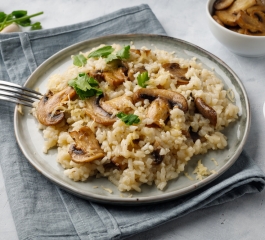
0, 80, 43, 108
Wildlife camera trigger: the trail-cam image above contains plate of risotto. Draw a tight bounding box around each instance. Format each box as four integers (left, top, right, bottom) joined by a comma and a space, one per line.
14, 34, 250, 204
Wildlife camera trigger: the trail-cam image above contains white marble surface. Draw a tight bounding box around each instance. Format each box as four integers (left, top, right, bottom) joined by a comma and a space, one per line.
1, 0, 265, 239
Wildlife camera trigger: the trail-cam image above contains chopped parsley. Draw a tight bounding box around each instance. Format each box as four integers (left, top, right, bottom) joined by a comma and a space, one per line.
87, 45, 130, 63
116, 45, 130, 60
68, 73, 102, 99
72, 54, 87, 67
116, 112, 140, 125
137, 71, 149, 88
88, 46, 114, 58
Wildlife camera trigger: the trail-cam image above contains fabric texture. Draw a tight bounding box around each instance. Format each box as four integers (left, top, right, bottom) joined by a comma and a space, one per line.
0, 4, 264, 240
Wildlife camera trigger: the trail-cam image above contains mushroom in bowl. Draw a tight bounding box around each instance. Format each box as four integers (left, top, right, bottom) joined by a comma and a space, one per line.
206, 0, 265, 57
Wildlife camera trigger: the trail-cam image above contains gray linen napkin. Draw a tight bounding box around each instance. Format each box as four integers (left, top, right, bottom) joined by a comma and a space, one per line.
0, 4, 264, 240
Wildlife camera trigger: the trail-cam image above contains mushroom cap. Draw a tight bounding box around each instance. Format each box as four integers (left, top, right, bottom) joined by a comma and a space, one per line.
84, 96, 117, 125
99, 94, 133, 115
36, 86, 76, 126
91, 60, 128, 87
146, 98, 170, 127
162, 63, 189, 85
236, 9, 265, 33
214, 0, 235, 10
133, 88, 188, 113
69, 126, 105, 163
195, 97, 217, 126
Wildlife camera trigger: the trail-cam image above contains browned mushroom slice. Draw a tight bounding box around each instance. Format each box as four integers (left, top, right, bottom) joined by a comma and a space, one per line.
103, 68, 127, 87
69, 126, 105, 163
146, 98, 170, 127
236, 10, 265, 32
195, 97, 217, 126
214, 0, 257, 27
36, 86, 76, 126
215, 10, 238, 26
247, 4, 265, 15
214, 0, 235, 10
92, 60, 128, 87
229, 0, 256, 13
162, 63, 189, 86
99, 95, 133, 115
213, 15, 225, 26
133, 88, 188, 113
151, 141, 164, 165
111, 156, 128, 170
84, 96, 116, 125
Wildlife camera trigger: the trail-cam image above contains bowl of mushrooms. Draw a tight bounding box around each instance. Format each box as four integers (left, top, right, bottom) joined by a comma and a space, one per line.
206, 0, 265, 57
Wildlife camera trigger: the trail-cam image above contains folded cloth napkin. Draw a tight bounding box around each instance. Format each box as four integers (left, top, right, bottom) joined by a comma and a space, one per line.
0, 4, 264, 240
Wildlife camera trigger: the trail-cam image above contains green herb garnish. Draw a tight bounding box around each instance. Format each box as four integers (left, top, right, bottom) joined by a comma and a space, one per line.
0, 10, 43, 32
116, 112, 140, 125
88, 46, 114, 58
30, 21, 42, 30
116, 45, 130, 60
88, 45, 130, 63
72, 54, 87, 67
137, 71, 149, 88
68, 73, 103, 99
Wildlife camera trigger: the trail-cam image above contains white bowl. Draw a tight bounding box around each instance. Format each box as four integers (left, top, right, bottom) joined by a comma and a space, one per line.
206, 0, 265, 57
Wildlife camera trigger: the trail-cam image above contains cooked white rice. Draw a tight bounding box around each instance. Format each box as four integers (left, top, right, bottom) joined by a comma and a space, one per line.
32, 44, 239, 192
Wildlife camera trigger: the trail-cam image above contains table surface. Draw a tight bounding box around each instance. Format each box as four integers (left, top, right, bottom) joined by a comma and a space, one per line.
1, 0, 265, 239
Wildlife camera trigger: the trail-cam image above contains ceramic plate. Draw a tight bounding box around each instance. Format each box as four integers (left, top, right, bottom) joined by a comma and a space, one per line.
14, 34, 250, 205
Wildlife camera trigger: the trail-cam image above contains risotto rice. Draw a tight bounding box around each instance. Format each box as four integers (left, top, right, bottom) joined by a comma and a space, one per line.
32, 43, 239, 192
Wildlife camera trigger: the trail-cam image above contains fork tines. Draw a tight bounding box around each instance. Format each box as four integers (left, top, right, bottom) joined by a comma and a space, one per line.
0, 80, 43, 108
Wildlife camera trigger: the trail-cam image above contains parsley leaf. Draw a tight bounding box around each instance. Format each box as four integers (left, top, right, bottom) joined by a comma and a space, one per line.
88, 45, 131, 63
116, 45, 130, 59
68, 73, 103, 99
116, 112, 140, 125
105, 54, 118, 63
72, 54, 87, 67
30, 21, 42, 30
105, 45, 131, 63
88, 46, 114, 58
12, 10, 27, 18
137, 71, 149, 88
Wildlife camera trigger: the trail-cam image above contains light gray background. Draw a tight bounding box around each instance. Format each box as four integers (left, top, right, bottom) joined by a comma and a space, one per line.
1, 0, 264, 239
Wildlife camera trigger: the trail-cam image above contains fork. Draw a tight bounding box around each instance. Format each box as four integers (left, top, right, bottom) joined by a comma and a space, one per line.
0, 80, 43, 108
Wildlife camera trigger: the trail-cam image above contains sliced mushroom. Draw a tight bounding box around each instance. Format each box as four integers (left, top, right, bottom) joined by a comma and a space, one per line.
151, 141, 164, 165
162, 63, 189, 86
214, 0, 235, 10
99, 94, 133, 115
214, 0, 256, 27
213, 15, 225, 26
247, 4, 265, 15
146, 98, 170, 127
229, 0, 257, 13
84, 96, 117, 125
133, 88, 188, 113
92, 60, 128, 87
69, 126, 105, 163
236, 9, 265, 32
215, 9, 238, 26
195, 97, 217, 126
36, 86, 76, 126
111, 156, 128, 170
